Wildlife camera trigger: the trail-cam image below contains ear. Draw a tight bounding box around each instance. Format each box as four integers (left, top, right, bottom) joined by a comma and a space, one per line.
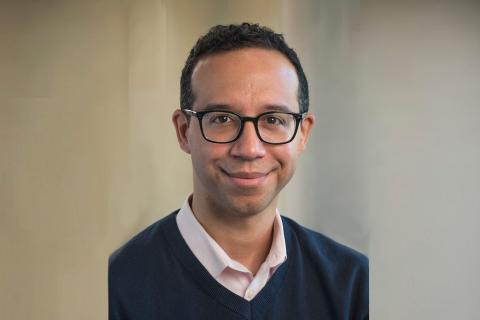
172, 109, 191, 154
297, 113, 315, 153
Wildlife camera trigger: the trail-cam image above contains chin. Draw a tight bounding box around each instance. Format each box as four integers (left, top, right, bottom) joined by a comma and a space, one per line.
222, 192, 276, 217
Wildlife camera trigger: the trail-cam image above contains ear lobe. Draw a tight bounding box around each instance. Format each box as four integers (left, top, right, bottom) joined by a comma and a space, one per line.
172, 109, 191, 154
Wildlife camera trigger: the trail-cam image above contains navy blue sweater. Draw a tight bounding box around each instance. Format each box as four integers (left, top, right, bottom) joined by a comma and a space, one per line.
109, 211, 368, 319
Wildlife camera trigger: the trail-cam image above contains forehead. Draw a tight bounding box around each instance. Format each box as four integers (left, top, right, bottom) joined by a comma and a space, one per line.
191, 48, 300, 113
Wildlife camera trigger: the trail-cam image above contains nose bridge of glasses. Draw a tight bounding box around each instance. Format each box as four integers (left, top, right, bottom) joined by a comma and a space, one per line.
241, 115, 257, 123
239, 116, 260, 140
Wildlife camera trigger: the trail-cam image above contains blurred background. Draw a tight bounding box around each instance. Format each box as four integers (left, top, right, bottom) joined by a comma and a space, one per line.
1, 0, 479, 319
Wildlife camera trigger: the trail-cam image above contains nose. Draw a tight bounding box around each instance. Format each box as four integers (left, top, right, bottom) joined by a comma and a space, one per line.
230, 121, 266, 160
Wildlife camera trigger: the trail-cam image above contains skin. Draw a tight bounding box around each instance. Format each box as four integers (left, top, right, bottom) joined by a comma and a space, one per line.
172, 48, 315, 274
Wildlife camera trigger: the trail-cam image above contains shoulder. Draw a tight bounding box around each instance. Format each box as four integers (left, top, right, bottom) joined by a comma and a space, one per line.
282, 216, 369, 317
281, 215, 368, 276
109, 211, 178, 276
108, 211, 180, 317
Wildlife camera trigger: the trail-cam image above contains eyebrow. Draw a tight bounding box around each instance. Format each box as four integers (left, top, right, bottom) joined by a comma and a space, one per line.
199, 104, 230, 112
263, 104, 293, 112
198, 103, 294, 113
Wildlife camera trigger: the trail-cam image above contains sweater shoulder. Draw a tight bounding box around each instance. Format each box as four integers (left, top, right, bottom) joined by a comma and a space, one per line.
109, 211, 178, 274
282, 217, 369, 318
282, 216, 368, 272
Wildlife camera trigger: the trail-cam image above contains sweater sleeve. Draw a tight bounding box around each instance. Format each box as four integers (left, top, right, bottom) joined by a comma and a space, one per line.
352, 254, 369, 320
108, 252, 128, 320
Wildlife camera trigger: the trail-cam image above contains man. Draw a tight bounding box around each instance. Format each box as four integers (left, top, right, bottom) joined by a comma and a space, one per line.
109, 23, 368, 320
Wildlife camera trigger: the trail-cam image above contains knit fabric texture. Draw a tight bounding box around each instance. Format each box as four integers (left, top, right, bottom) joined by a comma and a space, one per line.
109, 211, 369, 320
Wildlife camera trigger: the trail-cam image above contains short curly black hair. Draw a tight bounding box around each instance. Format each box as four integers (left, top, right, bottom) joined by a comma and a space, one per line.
180, 23, 309, 113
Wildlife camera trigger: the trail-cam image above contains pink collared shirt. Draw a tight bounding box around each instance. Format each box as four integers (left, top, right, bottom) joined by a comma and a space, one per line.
176, 196, 287, 301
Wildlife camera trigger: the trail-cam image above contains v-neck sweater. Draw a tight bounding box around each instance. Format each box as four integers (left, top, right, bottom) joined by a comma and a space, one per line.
109, 211, 369, 320
176, 196, 287, 300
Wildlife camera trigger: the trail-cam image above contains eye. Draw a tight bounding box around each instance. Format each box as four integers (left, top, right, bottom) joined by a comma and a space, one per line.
206, 112, 237, 125
265, 115, 285, 126
212, 115, 231, 123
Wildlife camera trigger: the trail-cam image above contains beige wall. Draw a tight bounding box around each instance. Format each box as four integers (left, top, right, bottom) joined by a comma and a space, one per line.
1, 0, 479, 319
1, 1, 129, 318
357, 1, 480, 318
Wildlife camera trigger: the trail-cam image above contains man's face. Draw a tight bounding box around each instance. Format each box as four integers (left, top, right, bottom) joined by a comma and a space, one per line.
173, 48, 314, 217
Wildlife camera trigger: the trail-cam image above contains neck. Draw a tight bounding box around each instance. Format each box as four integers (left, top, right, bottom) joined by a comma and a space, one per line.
191, 195, 277, 275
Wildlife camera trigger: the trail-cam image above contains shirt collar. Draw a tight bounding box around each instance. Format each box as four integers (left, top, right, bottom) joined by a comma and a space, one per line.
176, 195, 287, 278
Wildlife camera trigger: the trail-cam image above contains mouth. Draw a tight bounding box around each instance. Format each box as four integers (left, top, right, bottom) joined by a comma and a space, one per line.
220, 169, 269, 188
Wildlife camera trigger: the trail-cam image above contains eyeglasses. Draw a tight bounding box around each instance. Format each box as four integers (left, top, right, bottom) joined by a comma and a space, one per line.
183, 109, 306, 145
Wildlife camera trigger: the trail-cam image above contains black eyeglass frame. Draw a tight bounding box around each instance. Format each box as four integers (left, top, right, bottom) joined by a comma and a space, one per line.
183, 109, 307, 145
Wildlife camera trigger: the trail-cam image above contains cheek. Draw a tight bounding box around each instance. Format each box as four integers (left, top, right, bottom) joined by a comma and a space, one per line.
273, 145, 299, 172
190, 141, 228, 170
272, 150, 298, 191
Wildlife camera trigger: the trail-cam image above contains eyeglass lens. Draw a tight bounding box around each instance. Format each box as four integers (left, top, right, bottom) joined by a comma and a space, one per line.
201, 111, 296, 143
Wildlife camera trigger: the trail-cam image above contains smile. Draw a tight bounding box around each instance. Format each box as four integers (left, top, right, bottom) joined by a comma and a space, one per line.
221, 169, 269, 188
